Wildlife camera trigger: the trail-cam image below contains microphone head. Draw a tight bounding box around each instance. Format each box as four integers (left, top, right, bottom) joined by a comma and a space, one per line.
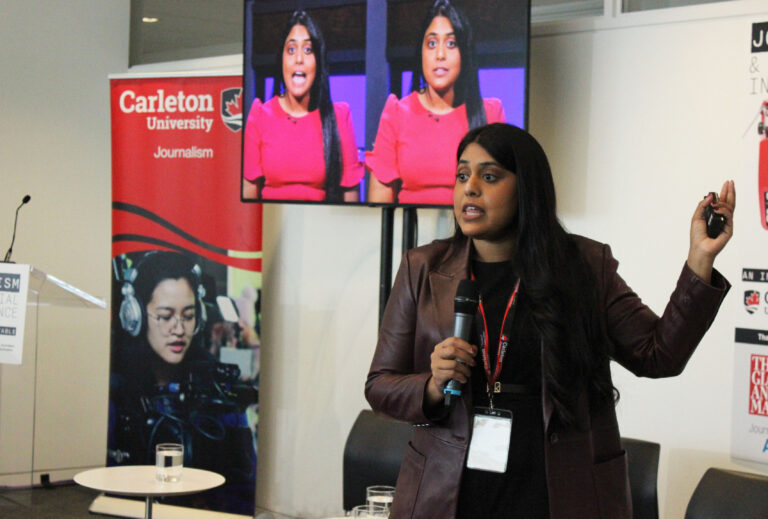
22, 195, 30, 204
454, 279, 479, 315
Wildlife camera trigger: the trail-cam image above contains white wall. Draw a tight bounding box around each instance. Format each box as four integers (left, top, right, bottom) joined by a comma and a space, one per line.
3, 0, 768, 518
0, 0, 129, 483
256, 205, 453, 517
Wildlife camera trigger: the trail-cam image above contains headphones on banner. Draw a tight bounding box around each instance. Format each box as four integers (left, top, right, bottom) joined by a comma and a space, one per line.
115, 252, 208, 338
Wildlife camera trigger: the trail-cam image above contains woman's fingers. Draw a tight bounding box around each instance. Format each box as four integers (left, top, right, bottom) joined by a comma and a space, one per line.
433, 360, 472, 384
718, 179, 736, 210
436, 338, 476, 363
430, 338, 477, 387
710, 180, 736, 241
686, 181, 736, 281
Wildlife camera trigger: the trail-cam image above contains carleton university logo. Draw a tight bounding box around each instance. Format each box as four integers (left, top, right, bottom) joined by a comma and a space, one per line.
745, 290, 761, 314
221, 88, 242, 132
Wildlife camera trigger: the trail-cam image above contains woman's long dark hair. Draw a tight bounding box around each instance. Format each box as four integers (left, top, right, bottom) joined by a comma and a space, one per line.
411, 0, 486, 130
113, 251, 209, 393
275, 10, 343, 202
455, 123, 618, 427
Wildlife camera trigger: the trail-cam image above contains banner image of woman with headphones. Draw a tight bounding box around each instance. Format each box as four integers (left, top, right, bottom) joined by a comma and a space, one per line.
108, 250, 258, 515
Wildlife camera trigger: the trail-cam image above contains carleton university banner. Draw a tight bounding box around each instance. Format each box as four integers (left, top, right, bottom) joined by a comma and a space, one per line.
733, 21, 768, 466
109, 74, 261, 515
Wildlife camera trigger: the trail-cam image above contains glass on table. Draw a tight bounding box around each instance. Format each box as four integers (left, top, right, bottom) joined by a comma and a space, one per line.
366, 485, 395, 510
351, 504, 389, 517
155, 443, 183, 482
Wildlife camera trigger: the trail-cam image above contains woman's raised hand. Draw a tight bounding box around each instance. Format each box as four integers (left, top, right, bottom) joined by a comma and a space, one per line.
425, 337, 477, 405
687, 180, 735, 282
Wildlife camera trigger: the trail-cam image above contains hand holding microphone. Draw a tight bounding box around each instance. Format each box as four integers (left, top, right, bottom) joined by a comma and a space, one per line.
426, 280, 479, 408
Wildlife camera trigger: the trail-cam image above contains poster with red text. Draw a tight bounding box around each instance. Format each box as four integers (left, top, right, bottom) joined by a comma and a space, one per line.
109, 74, 261, 515
733, 21, 768, 466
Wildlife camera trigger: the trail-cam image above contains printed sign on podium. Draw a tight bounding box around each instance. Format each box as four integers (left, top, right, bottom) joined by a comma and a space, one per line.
0, 263, 30, 365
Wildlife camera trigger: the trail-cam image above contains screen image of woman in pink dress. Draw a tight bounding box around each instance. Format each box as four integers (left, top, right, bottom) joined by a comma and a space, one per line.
242, 10, 363, 203
366, 0, 506, 206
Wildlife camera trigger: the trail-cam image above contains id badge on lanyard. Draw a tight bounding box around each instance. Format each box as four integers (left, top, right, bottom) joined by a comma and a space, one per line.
466, 407, 513, 473
465, 276, 521, 473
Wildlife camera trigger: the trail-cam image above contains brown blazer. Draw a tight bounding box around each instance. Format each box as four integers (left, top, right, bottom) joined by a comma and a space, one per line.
365, 235, 729, 519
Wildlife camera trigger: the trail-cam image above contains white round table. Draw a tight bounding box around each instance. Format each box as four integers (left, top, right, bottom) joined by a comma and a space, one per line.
75, 465, 225, 519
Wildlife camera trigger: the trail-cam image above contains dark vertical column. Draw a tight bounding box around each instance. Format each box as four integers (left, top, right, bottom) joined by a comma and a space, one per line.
379, 207, 395, 326
402, 207, 418, 253
128, 0, 144, 66
367, 0, 396, 325
243, 0, 257, 115
365, 0, 388, 150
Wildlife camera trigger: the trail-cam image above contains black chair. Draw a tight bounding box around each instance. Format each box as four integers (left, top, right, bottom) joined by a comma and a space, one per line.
342, 416, 662, 514
685, 467, 768, 519
621, 437, 660, 519
342, 410, 412, 512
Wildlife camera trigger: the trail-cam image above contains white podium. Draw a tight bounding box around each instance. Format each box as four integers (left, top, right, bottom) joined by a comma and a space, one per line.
0, 264, 106, 486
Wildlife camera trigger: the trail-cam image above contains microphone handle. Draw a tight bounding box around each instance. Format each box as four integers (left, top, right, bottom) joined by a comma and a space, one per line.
3, 201, 25, 263
453, 312, 474, 340
444, 312, 475, 407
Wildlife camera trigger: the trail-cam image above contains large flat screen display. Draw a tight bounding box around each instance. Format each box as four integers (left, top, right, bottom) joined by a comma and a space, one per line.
241, 0, 529, 207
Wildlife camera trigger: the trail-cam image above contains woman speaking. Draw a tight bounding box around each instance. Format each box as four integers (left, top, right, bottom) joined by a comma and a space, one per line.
366, 123, 734, 518
366, 0, 506, 205
242, 11, 363, 202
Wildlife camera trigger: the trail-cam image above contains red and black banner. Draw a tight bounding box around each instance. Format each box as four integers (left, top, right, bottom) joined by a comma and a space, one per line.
111, 75, 261, 265
109, 75, 261, 515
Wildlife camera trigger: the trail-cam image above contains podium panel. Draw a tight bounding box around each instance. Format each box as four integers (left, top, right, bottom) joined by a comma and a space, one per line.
0, 308, 37, 485
0, 265, 105, 485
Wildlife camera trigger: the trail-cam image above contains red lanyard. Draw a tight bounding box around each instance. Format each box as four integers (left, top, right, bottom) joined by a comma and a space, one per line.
473, 276, 521, 388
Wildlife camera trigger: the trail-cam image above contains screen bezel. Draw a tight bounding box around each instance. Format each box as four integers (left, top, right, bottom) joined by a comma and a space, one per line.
240, 0, 530, 209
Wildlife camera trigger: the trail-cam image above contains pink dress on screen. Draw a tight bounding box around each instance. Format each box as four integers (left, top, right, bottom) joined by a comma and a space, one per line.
243, 97, 363, 201
365, 92, 506, 205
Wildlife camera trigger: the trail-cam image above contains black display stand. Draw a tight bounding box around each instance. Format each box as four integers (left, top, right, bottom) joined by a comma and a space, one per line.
378, 207, 418, 325
378, 207, 394, 326
402, 207, 418, 253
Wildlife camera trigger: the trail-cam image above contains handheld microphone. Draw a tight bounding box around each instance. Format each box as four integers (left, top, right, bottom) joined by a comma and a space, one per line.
444, 279, 479, 407
3, 195, 31, 263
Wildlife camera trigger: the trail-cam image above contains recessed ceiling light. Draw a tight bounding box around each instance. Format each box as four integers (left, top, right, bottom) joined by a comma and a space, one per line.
142, 17, 159, 23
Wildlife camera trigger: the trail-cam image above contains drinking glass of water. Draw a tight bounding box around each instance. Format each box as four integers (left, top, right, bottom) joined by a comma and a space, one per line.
155, 443, 183, 482
366, 485, 394, 510
351, 504, 389, 517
